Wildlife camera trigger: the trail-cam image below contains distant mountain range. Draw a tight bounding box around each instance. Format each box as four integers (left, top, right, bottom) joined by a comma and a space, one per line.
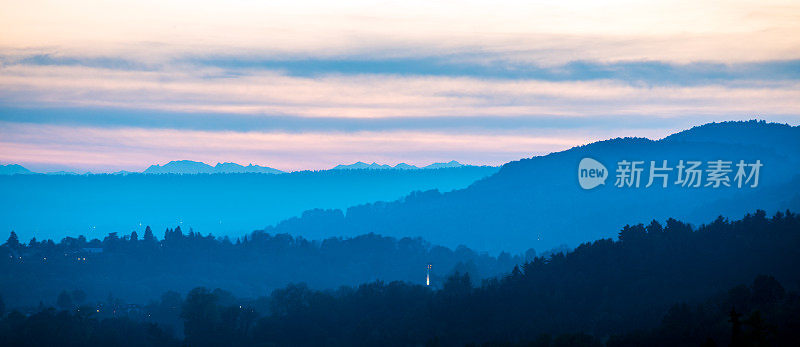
0, 160, 471, 175
332, 160, 464, 170
0, 163, 500, 242
142, 160, 285, 174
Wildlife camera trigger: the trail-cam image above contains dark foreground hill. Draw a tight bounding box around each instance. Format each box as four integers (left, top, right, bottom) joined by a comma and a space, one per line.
1, 210, 798, 346
249, 210, 800, 346
263, 120, 800, 252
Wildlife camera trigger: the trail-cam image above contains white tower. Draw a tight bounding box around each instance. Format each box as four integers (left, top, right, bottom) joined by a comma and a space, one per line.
426, 264, 432, 286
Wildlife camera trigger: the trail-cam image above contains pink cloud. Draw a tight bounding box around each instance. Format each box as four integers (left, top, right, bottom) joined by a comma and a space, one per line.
0, 122, 676, 172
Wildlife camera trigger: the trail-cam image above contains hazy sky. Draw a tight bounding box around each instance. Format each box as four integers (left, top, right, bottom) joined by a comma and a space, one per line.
1, 0, 799, 172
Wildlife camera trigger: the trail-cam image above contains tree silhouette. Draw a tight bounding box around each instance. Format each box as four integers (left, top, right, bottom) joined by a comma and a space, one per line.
751, 275, 785, 305
71, 290, 87, 305
729, 307, 743, 347
746, 311, 768, 347
181, 287, 220, 347
4, 231, 19, 249
57, 290, 73, 310
144, 226, 155, 242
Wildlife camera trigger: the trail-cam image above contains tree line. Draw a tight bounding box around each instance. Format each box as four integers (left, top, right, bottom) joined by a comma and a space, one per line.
1, 225, 526, 307
1, 209, 798, 346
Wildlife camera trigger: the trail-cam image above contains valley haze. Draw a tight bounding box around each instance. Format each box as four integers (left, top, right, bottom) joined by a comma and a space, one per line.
2, 120, 798, 253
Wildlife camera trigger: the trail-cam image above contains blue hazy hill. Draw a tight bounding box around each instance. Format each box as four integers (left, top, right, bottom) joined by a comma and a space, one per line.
422, 160, 464, 169
332, 162, 395, 170
259, 120, 800, 253
0, 166, 499, 242
0, 164, 32, 175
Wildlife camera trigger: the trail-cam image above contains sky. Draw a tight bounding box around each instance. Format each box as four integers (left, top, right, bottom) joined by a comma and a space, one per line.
1, 0, 799, 172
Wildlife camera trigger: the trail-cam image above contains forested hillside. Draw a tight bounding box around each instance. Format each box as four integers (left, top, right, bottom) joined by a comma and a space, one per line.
1, 210, 798, 346
0, 227, 521, 306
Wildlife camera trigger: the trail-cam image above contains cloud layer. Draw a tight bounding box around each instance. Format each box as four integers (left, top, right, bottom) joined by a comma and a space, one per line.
1, 0, 799, 171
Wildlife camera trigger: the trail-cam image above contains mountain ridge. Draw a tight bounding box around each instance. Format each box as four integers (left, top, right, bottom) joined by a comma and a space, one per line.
1, 160, 474, 175
332, 160, 465, 170
260, 120, 800, 253
142, 160, 285, 174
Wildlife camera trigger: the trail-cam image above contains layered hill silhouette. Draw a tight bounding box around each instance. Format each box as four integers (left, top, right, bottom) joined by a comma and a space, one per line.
261, 120, 800, 253
0, 166, 499, 242
3, 120, 798, 252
